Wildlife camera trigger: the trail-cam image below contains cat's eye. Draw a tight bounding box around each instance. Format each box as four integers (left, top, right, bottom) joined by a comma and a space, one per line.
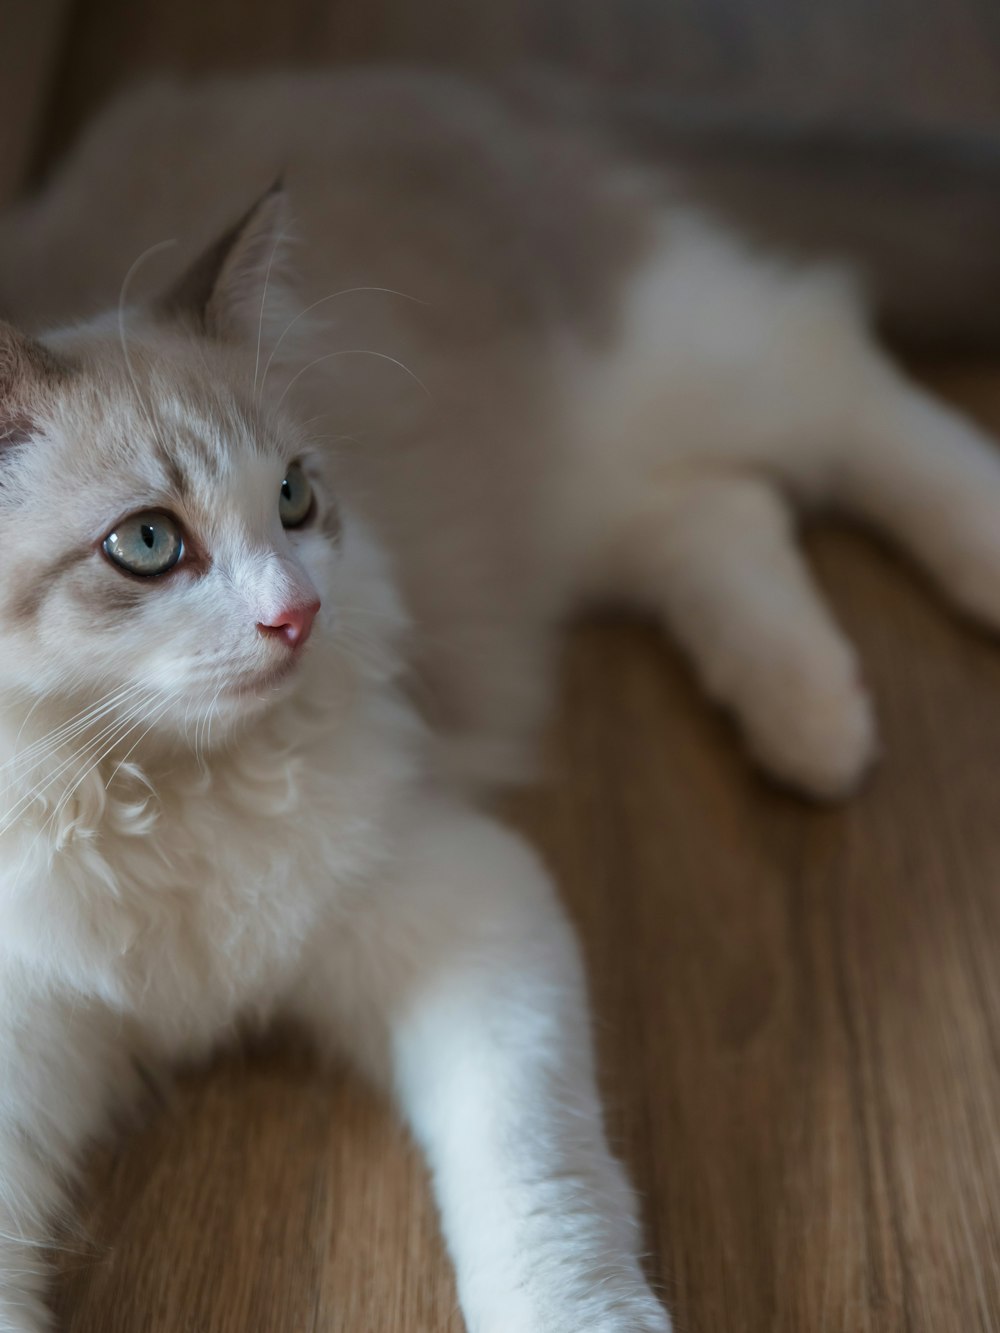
103, 512, 184, 577
279, 462, 314, 529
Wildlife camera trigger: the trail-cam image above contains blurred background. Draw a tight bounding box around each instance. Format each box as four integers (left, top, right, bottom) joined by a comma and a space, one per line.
8, 0, 1000, 199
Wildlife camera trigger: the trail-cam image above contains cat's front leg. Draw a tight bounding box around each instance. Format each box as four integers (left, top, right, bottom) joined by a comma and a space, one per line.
0, 980, 124, 1331
291, 798, 670, 1333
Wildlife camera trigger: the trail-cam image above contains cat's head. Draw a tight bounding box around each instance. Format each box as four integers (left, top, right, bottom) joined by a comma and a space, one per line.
0, 189, 395, 755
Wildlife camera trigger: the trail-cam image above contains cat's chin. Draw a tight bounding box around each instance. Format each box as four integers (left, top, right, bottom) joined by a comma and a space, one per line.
153, 652, 322, 752
226, 656, 301, 700
196, 656, 310, 732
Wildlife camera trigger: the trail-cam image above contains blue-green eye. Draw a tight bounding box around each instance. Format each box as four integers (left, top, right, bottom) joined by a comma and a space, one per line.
280, 462, 313, 529
103, 511, 183, 577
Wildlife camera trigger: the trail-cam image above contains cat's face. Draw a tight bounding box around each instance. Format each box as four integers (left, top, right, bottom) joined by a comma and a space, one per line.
0, 190, 380, 751
0, 323, 345, 746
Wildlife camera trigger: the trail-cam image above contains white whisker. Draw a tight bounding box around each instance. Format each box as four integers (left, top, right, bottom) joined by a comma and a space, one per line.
9, 692, 171, 881
253, 228, 287, 400
274, 347, 433, 418
0, 689, 157, 838
117, 239, 178, 449
259, 284, 428, 398
3, 683, 147, 780
1, 694, 160, 890
105, 692, 177, 788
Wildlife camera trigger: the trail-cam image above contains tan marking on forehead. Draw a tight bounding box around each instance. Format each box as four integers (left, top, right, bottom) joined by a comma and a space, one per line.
150, 436, 188, 495
166, 419, 213, 468
165, 415, 249, 485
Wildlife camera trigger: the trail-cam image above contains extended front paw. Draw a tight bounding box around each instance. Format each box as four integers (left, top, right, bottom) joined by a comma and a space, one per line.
478, 1280, 672, 1333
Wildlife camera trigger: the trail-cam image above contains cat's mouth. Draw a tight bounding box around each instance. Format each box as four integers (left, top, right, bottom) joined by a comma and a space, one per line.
228, 655, 301, 698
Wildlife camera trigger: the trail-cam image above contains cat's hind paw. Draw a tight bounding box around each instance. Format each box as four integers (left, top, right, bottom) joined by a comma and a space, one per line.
740, 656, 879, 800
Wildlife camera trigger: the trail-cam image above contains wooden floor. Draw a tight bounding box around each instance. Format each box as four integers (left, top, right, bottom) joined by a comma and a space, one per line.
6, 2, 1000, 1330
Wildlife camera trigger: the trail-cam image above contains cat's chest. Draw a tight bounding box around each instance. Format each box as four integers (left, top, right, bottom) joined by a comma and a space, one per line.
1, 683, 417, 1051
89, 770, 358, 1046
18, 730, 405, 1054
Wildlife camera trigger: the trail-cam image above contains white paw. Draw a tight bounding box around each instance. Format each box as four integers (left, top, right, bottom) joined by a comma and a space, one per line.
933, 521, 1000, 633
584, 1289, 673, 1333
598, 1309, 672, 1333
475, 1280, 672, 1333
741, 656, 878, 800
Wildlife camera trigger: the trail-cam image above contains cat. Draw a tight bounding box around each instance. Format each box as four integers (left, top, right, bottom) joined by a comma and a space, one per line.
3, 68, 1000, 1333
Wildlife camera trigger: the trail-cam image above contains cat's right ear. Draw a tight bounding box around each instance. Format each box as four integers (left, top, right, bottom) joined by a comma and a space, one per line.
0, 322, 66, 447
159, 184, 294, 345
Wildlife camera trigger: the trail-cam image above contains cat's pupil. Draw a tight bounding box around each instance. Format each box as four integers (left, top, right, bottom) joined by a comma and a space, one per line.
282, 480, 292, 501
141, 524, 155, 549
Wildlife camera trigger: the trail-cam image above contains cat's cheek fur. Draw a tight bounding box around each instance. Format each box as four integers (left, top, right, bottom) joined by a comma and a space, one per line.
0, 512, 343, 742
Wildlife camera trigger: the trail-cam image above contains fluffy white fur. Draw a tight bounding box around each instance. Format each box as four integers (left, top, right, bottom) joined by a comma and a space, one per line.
2, 68, 1000, 1332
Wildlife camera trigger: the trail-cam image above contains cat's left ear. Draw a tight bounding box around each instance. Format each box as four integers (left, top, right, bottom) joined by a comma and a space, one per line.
161, 183, 293, 343
0, 321, 68, 447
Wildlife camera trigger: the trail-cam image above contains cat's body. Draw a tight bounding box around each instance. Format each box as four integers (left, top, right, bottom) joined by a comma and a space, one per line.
4, 67, 1000, 1332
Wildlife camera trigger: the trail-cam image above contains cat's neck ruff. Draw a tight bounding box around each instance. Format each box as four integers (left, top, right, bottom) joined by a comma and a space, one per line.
0, 627, 424, 1036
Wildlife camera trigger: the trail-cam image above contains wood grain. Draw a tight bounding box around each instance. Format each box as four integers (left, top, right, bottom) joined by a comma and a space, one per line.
5, 1, 1000, 1330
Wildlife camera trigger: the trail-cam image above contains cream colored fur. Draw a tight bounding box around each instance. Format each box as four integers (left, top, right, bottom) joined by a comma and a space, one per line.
2, 68, 1000, 1332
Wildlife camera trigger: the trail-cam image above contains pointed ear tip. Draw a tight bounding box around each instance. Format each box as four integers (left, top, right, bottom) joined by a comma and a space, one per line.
261, 176, 290, 212
157, 177, 296, 335
254, 179, 291, 231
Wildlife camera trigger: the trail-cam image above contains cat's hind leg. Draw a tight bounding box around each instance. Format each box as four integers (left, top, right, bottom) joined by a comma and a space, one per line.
814, 355, 1000, 633
608, 472, 876, 798
620, 218, 1000, 634
577, 226, 1000, 795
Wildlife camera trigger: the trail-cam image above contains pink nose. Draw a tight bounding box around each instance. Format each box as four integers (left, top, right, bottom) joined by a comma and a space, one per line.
257, 599, 320, 649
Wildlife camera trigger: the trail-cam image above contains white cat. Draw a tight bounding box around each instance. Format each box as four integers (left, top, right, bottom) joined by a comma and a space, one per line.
2, 69, 1000, 1333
